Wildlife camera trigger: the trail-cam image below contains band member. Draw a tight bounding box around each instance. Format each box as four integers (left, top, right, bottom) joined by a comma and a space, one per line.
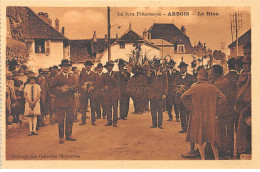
165, 59, 180, 121
72, 67, 80, 122
174, 62, 194, 133
126, 65, 147, 114
51, 59, 77, 144
147, 59, 168, 129
92, 63, 105, 121
115, 59, 131, 120
103, 61, 119, 127
79, 60, 95, 126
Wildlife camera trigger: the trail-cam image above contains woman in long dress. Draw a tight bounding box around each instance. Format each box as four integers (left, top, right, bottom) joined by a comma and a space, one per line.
24, 77, 41, 136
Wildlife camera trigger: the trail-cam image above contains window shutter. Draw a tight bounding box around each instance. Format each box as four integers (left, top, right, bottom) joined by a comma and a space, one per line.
45, 40, 50, 55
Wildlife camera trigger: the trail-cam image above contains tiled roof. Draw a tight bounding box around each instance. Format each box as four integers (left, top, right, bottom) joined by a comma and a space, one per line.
119, 30, 143, 42
228, 29, 251, 48
148, 23, 193, 53
26, 7, 67, 40
149, 39, 173, 46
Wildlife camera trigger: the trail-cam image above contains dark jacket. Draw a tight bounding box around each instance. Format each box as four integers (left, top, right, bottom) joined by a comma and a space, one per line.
147, 70, 168, 100
51, 72, 77, 108
166, 69, 179, 96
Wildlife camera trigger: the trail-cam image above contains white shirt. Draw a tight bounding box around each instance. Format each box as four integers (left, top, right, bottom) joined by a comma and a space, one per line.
62, 72, 69, 79
181, 72, 187, 79
86, 70, 91, 75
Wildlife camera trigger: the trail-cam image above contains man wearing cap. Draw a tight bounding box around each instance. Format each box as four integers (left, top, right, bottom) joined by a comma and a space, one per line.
181, 68, 226, 160
114, 59, 131, 120
166, 59, 180, 122
79, 60, 96, 126
51, 59, 77, 144
37, 68, 50, 127
174, 62, 194, 133
147, 59, 168, 129
103, 61, 119, 127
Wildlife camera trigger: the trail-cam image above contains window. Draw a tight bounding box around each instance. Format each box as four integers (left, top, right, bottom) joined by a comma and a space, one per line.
119, 42, 125, 49
35, 39, 45, 54
177, 45, 185, 53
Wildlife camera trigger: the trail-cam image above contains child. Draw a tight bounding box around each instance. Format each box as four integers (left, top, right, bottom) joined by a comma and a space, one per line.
24, 77, 41, 136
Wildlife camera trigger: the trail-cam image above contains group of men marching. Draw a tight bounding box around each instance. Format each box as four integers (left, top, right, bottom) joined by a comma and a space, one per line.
6, 42, 251, 159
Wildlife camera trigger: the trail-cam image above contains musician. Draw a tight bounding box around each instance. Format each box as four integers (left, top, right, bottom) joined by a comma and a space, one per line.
79, 60, 95, 126
51, 59, 77, 144
91, 63, 105, 121
114, 59, 130, 120
103, 61, 119, 127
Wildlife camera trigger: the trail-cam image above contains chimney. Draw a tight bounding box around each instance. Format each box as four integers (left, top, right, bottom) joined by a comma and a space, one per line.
181, 26, 186, 34
148, 32, 151, 40
104, 34, 108, 41
38, 12, 49, 23
48, 18, 52, 26
55, 18, 59, 31
143, 28, 147, 40
93, 31, 97, 42
61, 27, 65, 35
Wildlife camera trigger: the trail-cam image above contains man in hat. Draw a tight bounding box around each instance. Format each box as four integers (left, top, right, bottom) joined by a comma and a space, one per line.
147, 59, 168, 129
235, 43, 251, 158
51, 59, 77, 144
103, 61, 119, 127
166, 59, 180, 122
174, 61, 194, 133
37, 68, 50, 127
72, 66, 80, 122
114, 59, 131, 120
79, 60, 95, 126
91, 63, 105, 121
210, 64, 231, 159
181, 68, 226, 160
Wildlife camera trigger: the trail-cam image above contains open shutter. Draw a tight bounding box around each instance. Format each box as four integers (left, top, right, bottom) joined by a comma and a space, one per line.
45, 40, 50, 55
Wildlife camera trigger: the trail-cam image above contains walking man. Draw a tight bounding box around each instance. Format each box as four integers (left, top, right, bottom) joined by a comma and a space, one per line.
51, 59, 77, 144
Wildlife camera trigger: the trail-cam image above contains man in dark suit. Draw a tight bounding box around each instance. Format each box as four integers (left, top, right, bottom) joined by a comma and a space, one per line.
147, 59, 168, 129
51, 59, 77, 144
115, 59, 130, 120
78, 60, 95, 126
174, 62, 194, 133
103, 61, 119, 127
166, 59, 180, 121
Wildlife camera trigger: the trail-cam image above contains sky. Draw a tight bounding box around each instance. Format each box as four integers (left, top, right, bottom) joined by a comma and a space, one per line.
31, 7, 251, 55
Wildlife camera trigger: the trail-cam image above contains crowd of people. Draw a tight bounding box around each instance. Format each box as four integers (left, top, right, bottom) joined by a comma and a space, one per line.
6, 43, 251, 160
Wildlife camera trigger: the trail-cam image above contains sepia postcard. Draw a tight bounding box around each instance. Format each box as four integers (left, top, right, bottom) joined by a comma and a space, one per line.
1, 0, 260, 169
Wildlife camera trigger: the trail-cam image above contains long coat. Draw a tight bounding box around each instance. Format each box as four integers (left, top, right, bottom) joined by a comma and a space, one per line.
103, 71, 119, 100
51, 73, 77, 108
147, 70, 168, 100
213, 76, 230, 119
180, 81, 226, 145
79, 70, 96, 98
